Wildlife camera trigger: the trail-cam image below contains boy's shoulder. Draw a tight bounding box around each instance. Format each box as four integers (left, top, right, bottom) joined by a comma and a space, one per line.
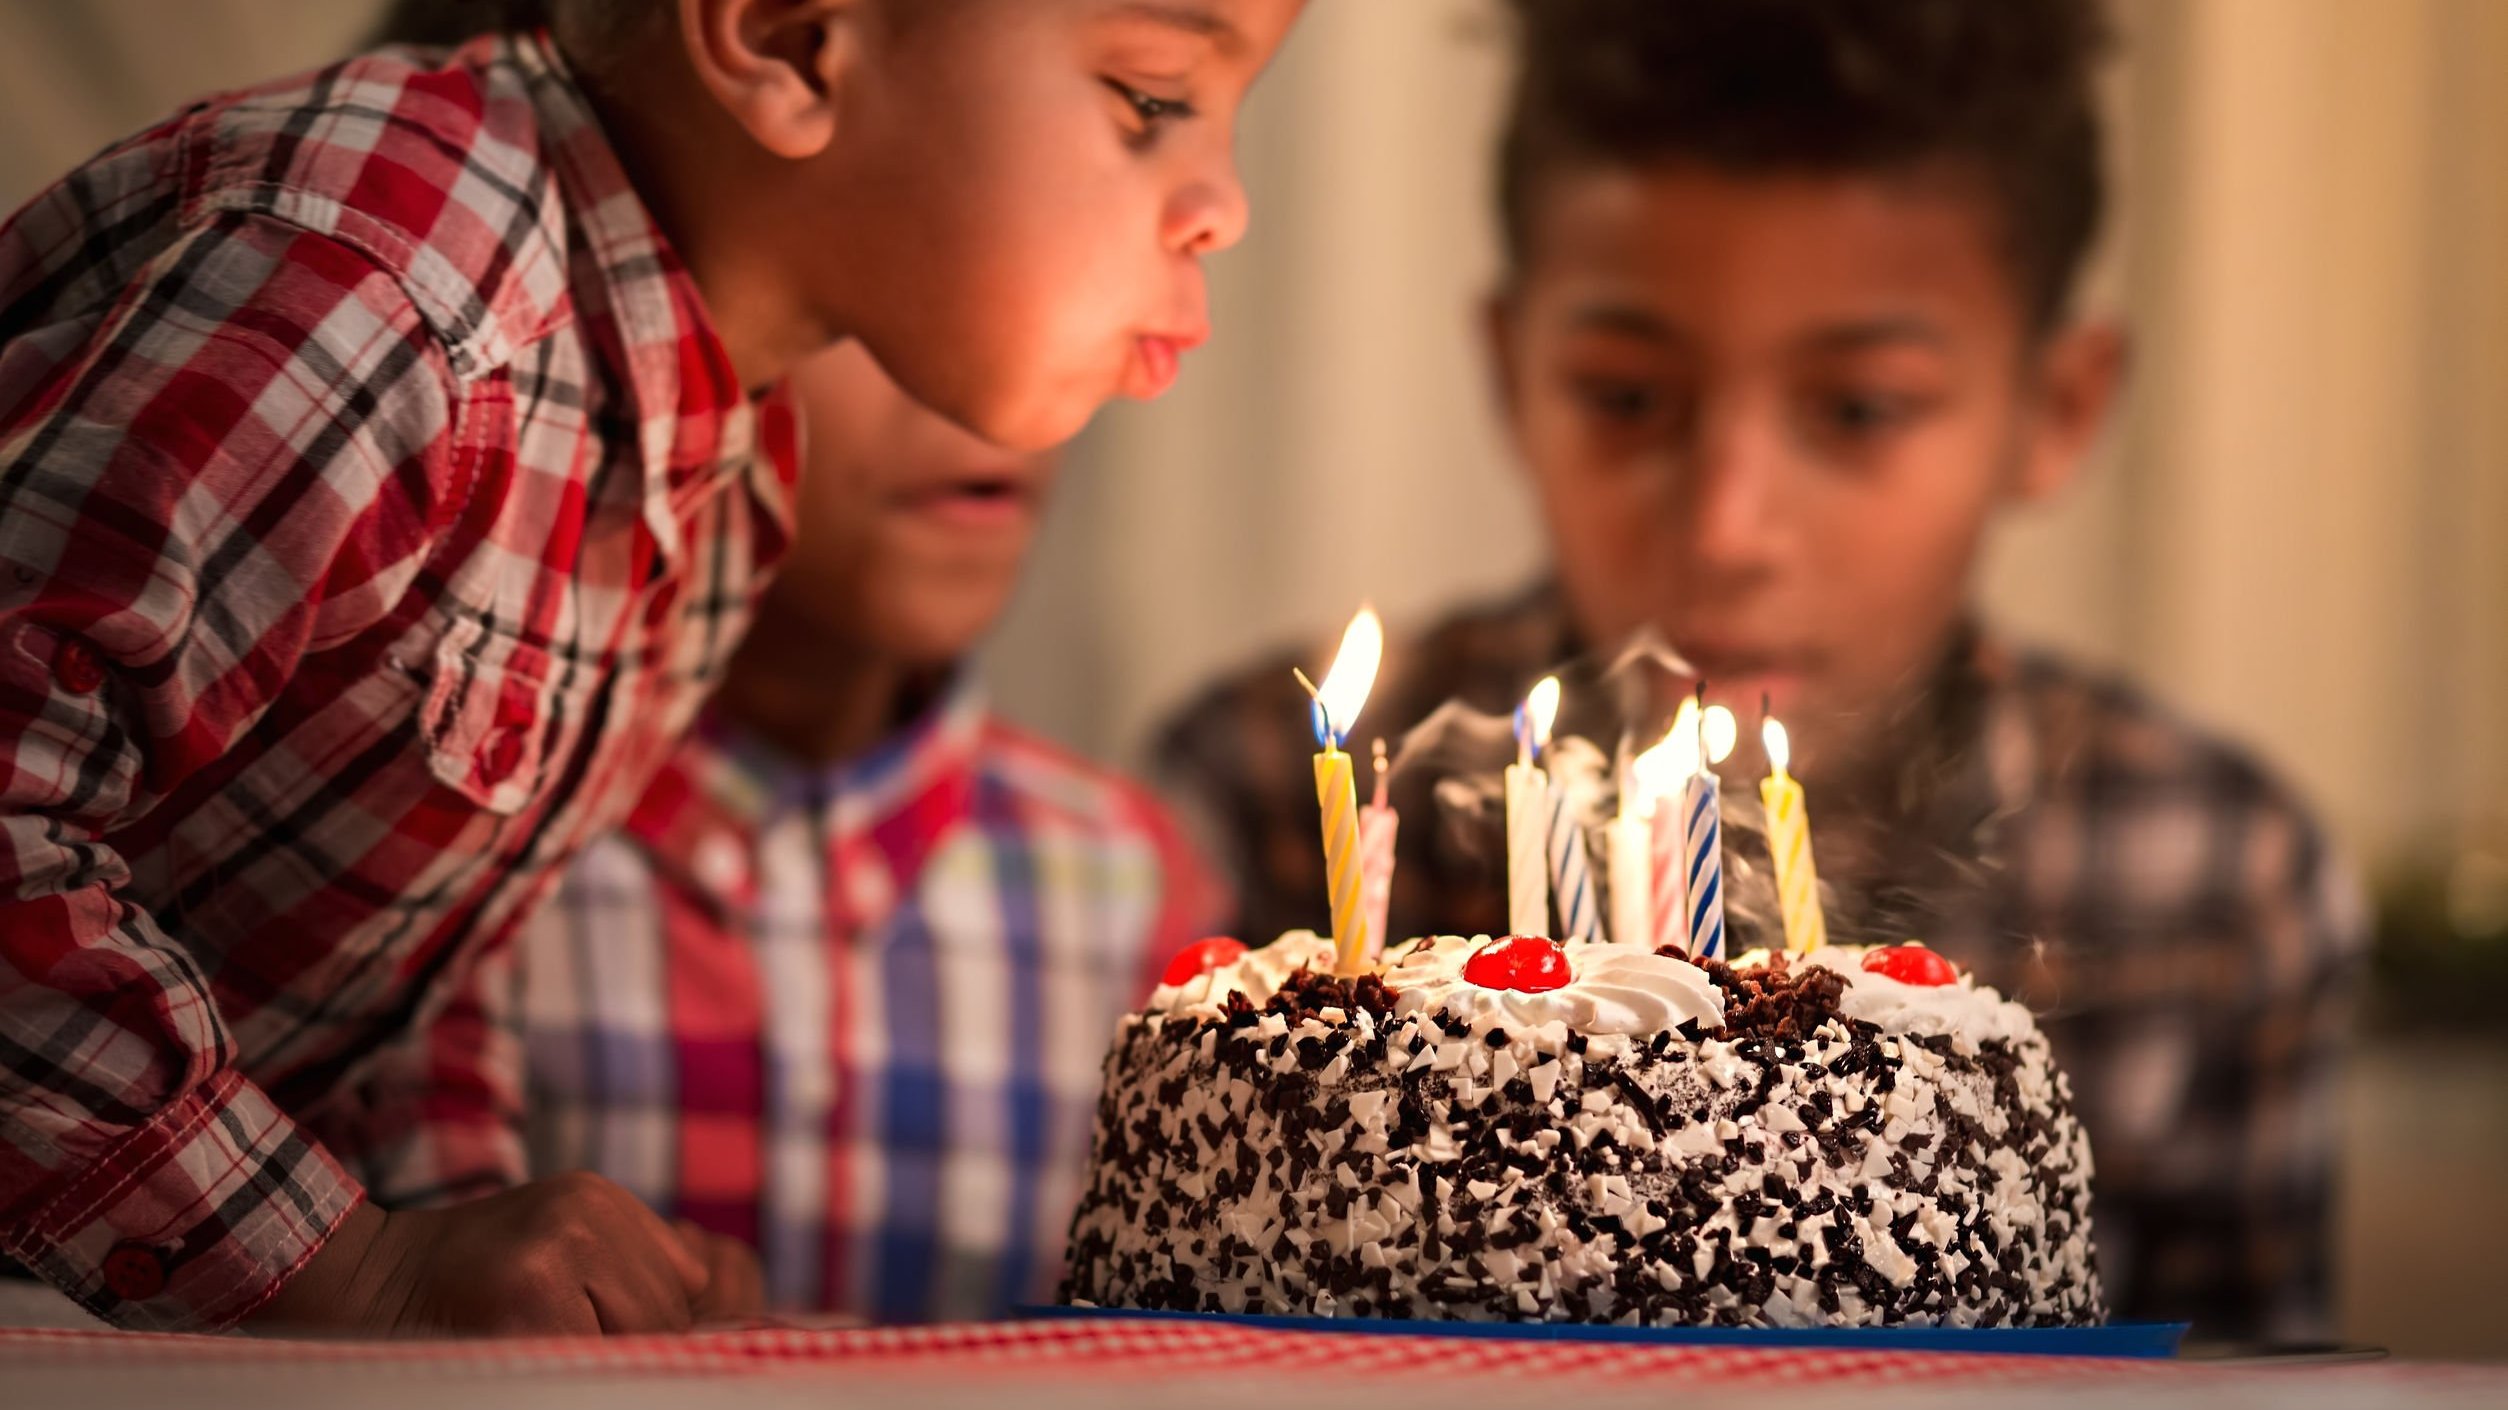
1980, 637, 2363, 933
1990, 638, 2304, 815
14, 37, 577, 379
977, 717, 1190, 847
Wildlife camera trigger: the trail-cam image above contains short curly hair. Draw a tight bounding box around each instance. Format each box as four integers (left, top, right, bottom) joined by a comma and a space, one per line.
1497, 0, 2112, 331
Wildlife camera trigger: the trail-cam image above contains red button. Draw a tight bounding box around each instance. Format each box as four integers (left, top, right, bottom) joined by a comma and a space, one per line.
101, 1241, 168, 1301
53, 637, 105, 694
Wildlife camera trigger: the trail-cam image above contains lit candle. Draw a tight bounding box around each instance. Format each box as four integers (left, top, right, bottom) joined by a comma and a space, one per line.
1358, 738, 1400, 965
1760, 713, 1828, 953
1296, 607, 1384, 976
1679, 696, 1739, 961
1644, 701, 1702, 953
1505, 676, 1560, 938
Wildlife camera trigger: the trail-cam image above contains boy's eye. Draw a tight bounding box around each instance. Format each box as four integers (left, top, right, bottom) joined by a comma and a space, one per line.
1105, 79, 1198, 134
1812, 389, 1926, 437
1571, 376, 1672, 426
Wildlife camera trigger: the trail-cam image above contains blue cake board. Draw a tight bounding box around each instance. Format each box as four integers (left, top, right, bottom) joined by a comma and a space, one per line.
1021, 1305, 2189, 1359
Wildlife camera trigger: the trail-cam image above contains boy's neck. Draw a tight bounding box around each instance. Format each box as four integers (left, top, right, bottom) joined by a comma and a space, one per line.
712, 618, 945, 768
574, 39, 836, 391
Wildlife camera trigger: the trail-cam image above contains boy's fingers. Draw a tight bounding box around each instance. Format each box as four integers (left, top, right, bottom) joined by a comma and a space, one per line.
700, 1236, 766, 1321
610, 1187, 709, 1297
586, 1239, 698, 1335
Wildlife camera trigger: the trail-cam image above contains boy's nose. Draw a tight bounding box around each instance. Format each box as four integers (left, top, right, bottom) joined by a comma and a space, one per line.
1681, 402, 1790, 577
1169, 159, 1251, 257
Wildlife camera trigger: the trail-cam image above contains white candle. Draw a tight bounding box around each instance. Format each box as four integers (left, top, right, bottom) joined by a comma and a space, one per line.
1505, 676, 1561, 937
1607, 809, 1651, 949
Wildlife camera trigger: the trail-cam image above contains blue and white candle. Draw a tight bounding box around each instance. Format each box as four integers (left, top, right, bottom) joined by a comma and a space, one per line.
1545, 765, 1602, 942
1677, 698, 1740, 961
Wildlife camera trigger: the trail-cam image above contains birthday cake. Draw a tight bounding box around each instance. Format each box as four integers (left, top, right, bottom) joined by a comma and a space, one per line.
1059, 932, 2102, 1328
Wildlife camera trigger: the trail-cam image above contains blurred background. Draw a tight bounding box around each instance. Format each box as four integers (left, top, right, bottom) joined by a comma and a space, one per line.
0, 0, 2499, 1360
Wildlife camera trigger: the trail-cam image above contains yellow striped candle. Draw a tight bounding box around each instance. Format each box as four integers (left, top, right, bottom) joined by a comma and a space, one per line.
1316, 746, 1368, 974
1759, 716, 1828, 953
1299, 608, 1385, 975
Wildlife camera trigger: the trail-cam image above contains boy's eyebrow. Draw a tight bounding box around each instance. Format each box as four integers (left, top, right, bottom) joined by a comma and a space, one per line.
1107, 1, 1248, 55
1799, 318, 1950, 351
1565, 304, 1682, 343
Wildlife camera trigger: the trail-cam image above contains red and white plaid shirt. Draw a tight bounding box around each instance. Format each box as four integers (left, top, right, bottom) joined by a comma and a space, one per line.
0, 32, 794, 1331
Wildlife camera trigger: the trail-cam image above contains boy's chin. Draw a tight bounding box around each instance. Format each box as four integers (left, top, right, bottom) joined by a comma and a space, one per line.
897, 376, 1092, 457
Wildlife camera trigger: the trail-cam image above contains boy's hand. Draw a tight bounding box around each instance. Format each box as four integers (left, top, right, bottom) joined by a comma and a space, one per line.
247, 1172, 710, 1337
677, 1219, 766, 1324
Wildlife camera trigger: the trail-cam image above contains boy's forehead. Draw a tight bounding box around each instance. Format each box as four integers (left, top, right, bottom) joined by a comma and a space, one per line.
1076, 0, 1302, 57
1521, 163, 2024, 343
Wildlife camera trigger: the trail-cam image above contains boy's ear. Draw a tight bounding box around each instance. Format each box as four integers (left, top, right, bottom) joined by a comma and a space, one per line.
2010, 320, 2129, 504
678, 0, 861, 160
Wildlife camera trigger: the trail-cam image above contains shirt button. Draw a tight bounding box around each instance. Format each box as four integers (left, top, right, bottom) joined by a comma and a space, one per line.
695, 831, 748, 895
477, 725, 526, 787
53, 637, 106, 695
101, 1241, 169, 1301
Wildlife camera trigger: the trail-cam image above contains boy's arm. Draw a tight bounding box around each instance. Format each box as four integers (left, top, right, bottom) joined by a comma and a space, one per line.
0, 211, 464, 1329
2104, 794, 2369, 1340
307, 932, 530, 1210
2214, 805, 2369, 1340
1149, 668, 1326, 946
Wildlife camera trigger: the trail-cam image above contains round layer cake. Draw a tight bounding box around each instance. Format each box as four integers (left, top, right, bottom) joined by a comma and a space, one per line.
1061, 933, 2101, 1327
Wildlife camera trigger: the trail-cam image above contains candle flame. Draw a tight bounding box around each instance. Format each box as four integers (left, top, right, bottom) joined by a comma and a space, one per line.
1630, 725, 1687, 810
1763, 716, 1792, 776
1311, 606, 1384, 747
1703, 704, 1739, 767
1523, 675, 1562, 754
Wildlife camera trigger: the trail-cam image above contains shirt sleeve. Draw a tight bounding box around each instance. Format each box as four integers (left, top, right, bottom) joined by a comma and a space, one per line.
1149, 668, 1330, 949
301, 930, 530, 1211
2104, 791, 2371, 1341
1129, 790, 1234, 1003
0, 211, 466, 1329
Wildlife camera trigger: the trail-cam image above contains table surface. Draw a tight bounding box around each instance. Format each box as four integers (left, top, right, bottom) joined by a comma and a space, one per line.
1, 1311, 2501, 1410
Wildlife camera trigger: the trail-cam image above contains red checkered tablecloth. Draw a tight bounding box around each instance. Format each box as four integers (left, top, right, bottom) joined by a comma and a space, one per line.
0, 1316, 2501, 1408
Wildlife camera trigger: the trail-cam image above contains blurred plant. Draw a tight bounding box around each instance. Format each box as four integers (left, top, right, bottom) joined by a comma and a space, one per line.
2370, 820, 2508, 1030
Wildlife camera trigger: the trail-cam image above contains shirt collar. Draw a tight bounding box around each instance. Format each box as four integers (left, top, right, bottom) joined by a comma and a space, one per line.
505, 29, 793, 559
622, 674, 989, 912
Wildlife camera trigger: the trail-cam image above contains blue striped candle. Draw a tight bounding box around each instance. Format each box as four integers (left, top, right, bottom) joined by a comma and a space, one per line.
1545, 781, 1602, 942
1680, 770, 1725, 960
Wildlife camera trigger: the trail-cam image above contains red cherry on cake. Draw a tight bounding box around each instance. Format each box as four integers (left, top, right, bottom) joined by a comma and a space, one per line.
1161, 936, 1248, 988
1862, 943, 1960, 987
1462, 935, 1573, 993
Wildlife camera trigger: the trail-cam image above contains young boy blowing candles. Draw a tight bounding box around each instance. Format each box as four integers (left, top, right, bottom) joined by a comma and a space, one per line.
511, 338, 1223, 1323
0, 0, 1301, 1336
1157, 0, 2365, 1341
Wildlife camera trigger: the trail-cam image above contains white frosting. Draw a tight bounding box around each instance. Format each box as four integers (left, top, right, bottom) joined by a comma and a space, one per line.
1383, 936, 1725, 1037
1146, 930, 1339, 1014
1733, 945, 2036, 1046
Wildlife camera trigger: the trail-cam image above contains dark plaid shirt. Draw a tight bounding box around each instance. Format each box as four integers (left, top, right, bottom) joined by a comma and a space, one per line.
1155, 581, 2368, 1339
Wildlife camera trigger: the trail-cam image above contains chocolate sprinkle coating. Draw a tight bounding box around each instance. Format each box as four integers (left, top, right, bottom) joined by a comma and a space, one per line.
1061, 953, 2103, 1328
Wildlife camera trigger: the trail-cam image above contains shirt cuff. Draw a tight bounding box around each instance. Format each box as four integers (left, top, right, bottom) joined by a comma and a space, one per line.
2, 1068, 365, 1331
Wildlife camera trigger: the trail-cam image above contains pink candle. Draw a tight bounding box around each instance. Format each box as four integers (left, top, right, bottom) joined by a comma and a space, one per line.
1358, 739, 1399, 964
1645, 804, 1682, 952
